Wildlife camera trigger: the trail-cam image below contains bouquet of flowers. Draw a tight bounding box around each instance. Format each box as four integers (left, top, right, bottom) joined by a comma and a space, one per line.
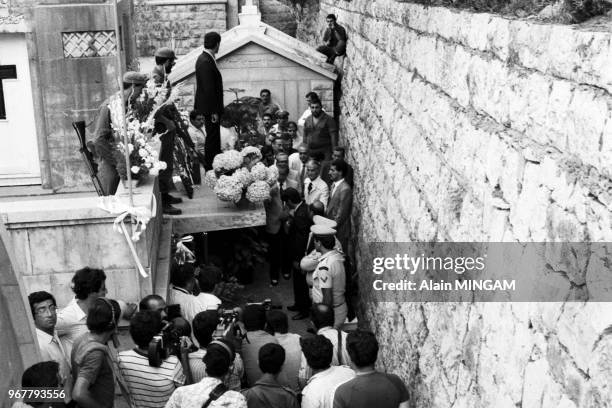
206, 146, 276, 204
110, 79, 183, 180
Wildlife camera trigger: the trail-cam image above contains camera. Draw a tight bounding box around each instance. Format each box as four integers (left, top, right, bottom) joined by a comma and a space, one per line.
148, 320, 182, 367
213, 308, 241, 339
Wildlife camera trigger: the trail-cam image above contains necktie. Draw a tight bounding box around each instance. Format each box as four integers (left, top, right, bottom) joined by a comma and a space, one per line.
308, 182, 313, 194
280, 182, 284, 195
300, 164, 306, 192
331, 183, 336, 198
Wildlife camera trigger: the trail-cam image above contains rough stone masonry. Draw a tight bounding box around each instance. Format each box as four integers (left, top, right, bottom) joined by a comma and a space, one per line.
286, 0, 612, 406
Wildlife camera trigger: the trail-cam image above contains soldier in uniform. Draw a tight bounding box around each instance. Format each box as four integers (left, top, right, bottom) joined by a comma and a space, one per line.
92, 71, 148, 196
310, 224, 347, 329
151, 47, 176, 86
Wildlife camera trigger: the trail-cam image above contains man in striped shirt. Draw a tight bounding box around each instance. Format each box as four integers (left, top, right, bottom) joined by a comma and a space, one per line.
118, 311, 186, 408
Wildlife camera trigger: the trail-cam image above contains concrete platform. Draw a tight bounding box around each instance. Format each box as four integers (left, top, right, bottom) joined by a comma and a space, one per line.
166, 184, 266, 235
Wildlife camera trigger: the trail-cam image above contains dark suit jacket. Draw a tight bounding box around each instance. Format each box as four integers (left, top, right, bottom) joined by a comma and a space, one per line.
288, 202, 312, 260
194, 51, 223, 116
326, 180, 352, 245
321, 161, 353, 188
323, 24, 348, 55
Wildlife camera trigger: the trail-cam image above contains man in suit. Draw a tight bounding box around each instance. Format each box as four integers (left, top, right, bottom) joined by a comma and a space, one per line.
321, 146, 354, 186
195, 32, 223, 170
326, 159, 352, 252
303, 159, 329, 210
283, 188, 313, 320
303, 100, 338, 162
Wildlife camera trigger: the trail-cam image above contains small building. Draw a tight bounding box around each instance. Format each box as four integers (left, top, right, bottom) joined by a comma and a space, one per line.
168, 2, 337, 121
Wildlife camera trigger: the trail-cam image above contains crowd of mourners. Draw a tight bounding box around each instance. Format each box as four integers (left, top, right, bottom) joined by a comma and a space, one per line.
18, 266, 409, 408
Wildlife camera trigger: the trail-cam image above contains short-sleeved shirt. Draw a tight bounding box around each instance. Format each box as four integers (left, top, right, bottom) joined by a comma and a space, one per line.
301, 366, 354, 408
333, 372, 409, 408
164, 377, 247, 408
242, 330, 279, 386
274, 333, 302, 392
188, 348, 244, 391
71, 333, 115, 408
312, 250, 346, 306
117, 349, 185, 408
57, 298, 88, 357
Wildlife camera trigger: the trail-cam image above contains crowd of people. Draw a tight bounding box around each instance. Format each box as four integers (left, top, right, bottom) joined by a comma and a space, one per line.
17, 265, 409, 408
12, 13, 410, 408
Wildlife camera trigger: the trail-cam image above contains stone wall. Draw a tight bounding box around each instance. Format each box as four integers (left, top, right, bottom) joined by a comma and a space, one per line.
308, 0, 612, 406
259, 0, 297, 36
135, 0, 227, 56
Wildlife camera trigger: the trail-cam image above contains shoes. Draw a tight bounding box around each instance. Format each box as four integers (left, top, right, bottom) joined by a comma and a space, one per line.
292, 312, 308, 320
166, 194, 183, 204
163, 204, 182, 215
287, 305, 299, 312
270, 280, 279, 287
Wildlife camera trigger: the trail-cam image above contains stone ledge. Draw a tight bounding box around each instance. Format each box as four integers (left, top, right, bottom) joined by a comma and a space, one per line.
0, 177, 157, 228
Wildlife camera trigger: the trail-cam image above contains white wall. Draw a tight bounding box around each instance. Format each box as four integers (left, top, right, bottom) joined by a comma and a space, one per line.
0, 33, 40, 186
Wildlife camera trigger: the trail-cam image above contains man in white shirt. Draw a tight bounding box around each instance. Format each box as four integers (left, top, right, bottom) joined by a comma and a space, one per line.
304, 159, 329, 210
28, 291, 73, 404
297, 92, 323, 127
298, 303, 350, 388
288, 144, 310, 194
167, 263, 201, 323
195, 265, 222, 311
56, 267, 108, 356
300, 335, 354, 408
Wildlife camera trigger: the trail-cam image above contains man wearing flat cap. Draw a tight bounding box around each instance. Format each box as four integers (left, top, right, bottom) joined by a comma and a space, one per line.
152, 47, 176, 86
195, 32, 224, 170
310, 224, 347, 328
92, 71, 147, 195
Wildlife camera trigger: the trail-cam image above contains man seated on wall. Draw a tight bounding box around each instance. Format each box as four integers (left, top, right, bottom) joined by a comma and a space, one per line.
317, 14, 348, 64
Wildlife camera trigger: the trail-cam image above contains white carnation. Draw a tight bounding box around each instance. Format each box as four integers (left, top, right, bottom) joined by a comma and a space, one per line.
250, 162, 268, 181
204, 170, 218, 189
212, 150, 243, 172
246, 180, 270, 203
130, 166, 141, 174
241, 146, 262, 160
232, 167, 253, 188
214, 175, 243, 202
266, 165, 279, 186
138, 148, 148, 157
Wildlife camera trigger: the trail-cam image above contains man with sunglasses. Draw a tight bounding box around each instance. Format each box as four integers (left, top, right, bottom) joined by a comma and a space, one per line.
28, 291, 73, 405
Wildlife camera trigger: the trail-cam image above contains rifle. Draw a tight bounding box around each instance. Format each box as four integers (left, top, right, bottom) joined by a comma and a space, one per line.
72, 121, 104, 196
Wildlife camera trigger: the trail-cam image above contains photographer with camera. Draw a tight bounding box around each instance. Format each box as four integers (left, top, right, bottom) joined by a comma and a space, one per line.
189, 311, 245, 390
165, 342, 247, 408
117, 311, 191, 408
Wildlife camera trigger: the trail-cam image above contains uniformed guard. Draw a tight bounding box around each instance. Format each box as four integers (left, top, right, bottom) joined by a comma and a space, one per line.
92, 71, 148, 196
310, 224, 347, 329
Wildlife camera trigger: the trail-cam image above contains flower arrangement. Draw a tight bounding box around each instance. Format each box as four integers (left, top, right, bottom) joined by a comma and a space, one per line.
206, 146, 276, 204
110, 78, 183, 180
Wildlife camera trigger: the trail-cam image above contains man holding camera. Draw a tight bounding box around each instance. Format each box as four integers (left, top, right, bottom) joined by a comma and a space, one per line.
117, 311, 191, 408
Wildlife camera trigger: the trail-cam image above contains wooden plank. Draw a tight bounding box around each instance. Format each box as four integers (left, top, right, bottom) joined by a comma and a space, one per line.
222, 66, 325, 82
